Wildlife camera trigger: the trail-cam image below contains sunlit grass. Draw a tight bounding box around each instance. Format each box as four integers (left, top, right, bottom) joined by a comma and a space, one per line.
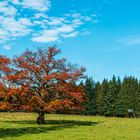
0, 113, 140, 140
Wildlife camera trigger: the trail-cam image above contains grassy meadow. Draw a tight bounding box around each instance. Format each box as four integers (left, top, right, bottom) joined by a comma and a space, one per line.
0, 113, 140, 140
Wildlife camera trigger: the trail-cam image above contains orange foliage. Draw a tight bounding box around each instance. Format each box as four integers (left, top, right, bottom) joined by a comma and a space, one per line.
0, 47, 86, 114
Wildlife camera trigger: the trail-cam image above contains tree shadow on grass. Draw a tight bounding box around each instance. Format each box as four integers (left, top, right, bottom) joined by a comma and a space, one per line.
3, 119, 99, 125
0, 120, 101, 138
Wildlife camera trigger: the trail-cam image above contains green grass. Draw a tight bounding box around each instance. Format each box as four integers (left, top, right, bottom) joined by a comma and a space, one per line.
0, 113, 140, 140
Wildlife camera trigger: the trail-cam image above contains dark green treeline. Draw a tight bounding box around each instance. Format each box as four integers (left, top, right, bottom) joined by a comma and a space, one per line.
81, 76, 140, 117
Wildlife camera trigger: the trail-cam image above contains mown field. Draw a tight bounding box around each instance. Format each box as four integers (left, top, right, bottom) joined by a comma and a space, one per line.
0, 113, 140, 140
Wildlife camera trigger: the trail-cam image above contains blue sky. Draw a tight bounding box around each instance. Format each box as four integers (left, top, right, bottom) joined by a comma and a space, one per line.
0, 0, 140, 81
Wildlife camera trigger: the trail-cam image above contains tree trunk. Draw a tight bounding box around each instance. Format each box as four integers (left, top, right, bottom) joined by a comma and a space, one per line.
37, 112, 45, 124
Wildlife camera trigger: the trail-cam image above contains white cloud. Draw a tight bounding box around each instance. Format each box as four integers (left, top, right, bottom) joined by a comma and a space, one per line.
48, 18, 64, 26
62, 31, 78, 38
0, 16, 32, 38
57, 25, 74, 33
21, 0, 51, 12
0, 1, 17, 16
71, 13, 81, 18
0, 28, 9, 43
0, 1, 95, 49
0, 1, 33, 44
34, 13, 48, 19
11, 0, 20, 5
19, 18, 33, 26
32, 30, 59, 43
31, 14, 93, 43
32, 24, 74, 43
10, 0, 51, 12
72, 19, 83, 27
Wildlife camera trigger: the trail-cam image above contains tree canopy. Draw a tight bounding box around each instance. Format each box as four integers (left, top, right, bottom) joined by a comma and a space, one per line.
0, 47, 86, 124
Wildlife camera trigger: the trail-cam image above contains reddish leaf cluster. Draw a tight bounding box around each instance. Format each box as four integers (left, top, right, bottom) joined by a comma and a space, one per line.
0, 47, 86, 118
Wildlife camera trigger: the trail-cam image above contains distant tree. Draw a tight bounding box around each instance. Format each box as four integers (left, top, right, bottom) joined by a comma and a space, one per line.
94, 81, 101, 115
136, 82, 140, 116
117, 77, 139, 117
1, 47, 86, 124
84, 77, 96, 115
96, 79, 109, 115
105, 76, 120, 116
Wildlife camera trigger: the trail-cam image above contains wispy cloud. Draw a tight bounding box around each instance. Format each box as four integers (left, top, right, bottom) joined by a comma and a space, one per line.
3, 44, 11, 50
32, 30, 59, 43
10, 0, 51, 12
0, 1, 17, 16
118, 35, 140, 45
32, 13, 92, 43
104, 47, 123, 52
0, 0, 97, 50
62, 31, 78, 38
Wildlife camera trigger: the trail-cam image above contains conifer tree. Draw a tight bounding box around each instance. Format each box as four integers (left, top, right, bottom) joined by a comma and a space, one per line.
105, 76, 120, 116
84, 77, 96, 115
117, 77, 139, 116
96, 79, 109, 115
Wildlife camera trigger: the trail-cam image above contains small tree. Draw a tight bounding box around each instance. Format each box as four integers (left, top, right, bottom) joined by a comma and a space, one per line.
3, 47, 86, 124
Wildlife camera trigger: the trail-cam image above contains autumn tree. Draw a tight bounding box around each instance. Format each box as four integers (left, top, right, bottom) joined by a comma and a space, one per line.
7, 47, 86, 124
0, 55, 12, 111
0, 55, 30, 112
